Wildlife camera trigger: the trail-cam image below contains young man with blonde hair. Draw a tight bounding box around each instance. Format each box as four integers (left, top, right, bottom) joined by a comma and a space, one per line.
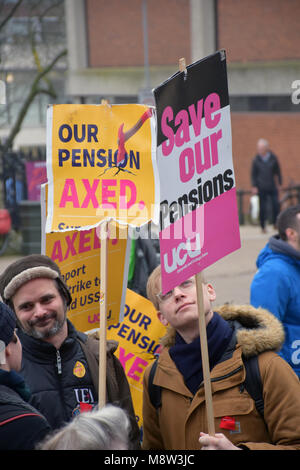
142, 265, 300, 450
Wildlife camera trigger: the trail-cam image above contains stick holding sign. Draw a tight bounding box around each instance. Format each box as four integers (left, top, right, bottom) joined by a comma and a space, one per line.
98, 220, 108, 408
195, 272, 215, 436
179, 57, 215, 435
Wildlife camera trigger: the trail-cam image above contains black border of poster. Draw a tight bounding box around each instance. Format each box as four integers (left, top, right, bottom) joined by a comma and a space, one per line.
154, 50, 229, 147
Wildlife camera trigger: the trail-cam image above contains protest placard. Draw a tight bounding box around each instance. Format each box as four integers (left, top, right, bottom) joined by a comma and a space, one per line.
42, 183, 130, 329
44, 198, 165, 430
154, 52, 241, 435
108, 289, 166, 433
44, 224, 130, 329
154, 51, 241, 294
46, 103, 159, 233
44, 101, 159, 407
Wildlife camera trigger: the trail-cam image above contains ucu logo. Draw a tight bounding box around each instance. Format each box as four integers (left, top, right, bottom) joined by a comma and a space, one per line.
163, 233, 202, 273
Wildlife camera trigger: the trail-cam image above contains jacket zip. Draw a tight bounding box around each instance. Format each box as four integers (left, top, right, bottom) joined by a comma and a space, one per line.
211, 365, 243, 383
199, 365, 243, 389
56, 350, 62, 375
55, 349, 69, 422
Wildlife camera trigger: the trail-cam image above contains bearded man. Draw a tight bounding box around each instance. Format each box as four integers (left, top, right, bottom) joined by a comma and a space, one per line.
0, 255, 140, 448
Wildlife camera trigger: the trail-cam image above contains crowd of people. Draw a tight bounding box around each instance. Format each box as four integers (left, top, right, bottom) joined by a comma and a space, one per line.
1, 141, 300, 449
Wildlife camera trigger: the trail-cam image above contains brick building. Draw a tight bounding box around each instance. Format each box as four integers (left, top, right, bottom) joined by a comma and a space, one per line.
2, 0, 299, 202
217, 0, 300, 197
65, 0, 300, 201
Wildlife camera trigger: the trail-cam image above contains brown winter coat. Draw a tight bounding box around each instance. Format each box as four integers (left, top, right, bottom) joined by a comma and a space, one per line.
142, 304, 300, 450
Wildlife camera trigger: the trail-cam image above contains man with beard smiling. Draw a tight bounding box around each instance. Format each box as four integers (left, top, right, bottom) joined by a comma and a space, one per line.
0, 255, 140, 448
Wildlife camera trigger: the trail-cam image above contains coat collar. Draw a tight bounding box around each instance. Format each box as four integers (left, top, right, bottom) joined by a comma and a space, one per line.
160, 304, 284, 358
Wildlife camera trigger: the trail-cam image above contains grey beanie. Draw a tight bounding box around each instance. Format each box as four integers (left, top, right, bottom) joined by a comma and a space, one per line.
0, 254, 72, 306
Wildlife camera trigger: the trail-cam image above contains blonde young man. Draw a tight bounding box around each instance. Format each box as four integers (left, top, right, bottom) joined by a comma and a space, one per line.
142, 265, 300, 450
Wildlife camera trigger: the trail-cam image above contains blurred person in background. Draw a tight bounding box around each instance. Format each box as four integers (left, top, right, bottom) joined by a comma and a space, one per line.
251, 138, 282, 233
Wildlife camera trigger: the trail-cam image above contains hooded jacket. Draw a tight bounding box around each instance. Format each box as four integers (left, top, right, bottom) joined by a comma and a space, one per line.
250, 235, 300, 377
0, 371, 51, 450
142, 304, 300, 450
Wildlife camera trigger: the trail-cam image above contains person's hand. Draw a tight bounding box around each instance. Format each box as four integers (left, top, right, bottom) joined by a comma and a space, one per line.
199, 432, 241, 450
251, 186, 258, 195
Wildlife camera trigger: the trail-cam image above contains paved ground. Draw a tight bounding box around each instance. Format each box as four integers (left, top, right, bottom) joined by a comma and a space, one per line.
0, 224, 276, 307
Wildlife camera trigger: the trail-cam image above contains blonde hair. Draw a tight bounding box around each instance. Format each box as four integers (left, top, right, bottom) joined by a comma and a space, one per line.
146, 265, 208, 311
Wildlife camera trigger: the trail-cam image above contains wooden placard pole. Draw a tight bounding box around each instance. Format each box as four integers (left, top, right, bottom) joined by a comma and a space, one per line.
195, 272, 215, 436
98, 220, 108, 408
178, 57, 215, 436
98, 98, 111, 408
179, 57, 187, 74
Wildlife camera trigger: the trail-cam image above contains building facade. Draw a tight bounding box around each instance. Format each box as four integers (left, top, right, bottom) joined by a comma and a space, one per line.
1, 0, 300, 197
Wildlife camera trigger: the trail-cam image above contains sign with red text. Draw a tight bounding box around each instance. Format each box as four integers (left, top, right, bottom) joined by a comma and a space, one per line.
45, 222, 130, 328
46, 104, 159, 233
107, 289, 166, 431
154, 51, 241, 293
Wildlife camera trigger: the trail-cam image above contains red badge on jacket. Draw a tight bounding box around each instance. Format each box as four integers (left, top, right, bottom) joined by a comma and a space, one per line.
220, 416, 236, 431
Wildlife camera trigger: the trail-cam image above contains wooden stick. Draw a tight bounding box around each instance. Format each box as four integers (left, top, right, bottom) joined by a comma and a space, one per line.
195, 272, 215, 436
179, 57, 187, 73
98, 220, 108, 408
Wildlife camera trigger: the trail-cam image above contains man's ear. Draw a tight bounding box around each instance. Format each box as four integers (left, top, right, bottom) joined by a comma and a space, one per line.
157, 311, 168, 327
286, 227, 296, 242
206, 283, 217, 302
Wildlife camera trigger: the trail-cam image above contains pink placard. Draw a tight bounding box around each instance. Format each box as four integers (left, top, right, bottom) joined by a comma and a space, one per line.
159, 188, 240, 293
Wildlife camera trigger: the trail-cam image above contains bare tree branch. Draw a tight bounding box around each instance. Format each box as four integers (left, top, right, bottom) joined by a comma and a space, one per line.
0, 0, 24, 32
3, 47, 67, 152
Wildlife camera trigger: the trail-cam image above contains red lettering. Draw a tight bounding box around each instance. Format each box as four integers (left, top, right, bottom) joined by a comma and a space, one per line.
127, 357, 148, 382
118, 347, 134, 369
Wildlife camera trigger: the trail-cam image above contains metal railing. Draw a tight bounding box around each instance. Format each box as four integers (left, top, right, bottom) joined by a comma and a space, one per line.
237, 185, 300, 225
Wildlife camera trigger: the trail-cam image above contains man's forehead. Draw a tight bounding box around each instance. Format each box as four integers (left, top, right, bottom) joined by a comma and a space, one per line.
13, 277, 58, 298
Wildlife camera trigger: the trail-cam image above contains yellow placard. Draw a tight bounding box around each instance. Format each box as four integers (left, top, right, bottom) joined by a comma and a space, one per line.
46, 104, 159, 232
45, 222, 130, 327
108, 289, 166, 432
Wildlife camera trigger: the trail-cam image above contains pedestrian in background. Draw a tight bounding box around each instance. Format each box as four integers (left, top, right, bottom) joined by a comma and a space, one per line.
251, 138, 282, 233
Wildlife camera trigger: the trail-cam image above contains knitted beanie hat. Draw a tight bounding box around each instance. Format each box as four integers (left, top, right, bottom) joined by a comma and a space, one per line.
0, 254, 72, 306
0, 301, 16, 364
0, 301, 16, 346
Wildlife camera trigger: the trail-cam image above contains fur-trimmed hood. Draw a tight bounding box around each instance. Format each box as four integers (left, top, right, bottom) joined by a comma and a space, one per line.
160, 304, 285, 357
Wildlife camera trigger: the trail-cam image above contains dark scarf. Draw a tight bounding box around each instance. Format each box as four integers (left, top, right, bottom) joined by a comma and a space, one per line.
0, 369, 31, 402
169, 312, 233, 395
